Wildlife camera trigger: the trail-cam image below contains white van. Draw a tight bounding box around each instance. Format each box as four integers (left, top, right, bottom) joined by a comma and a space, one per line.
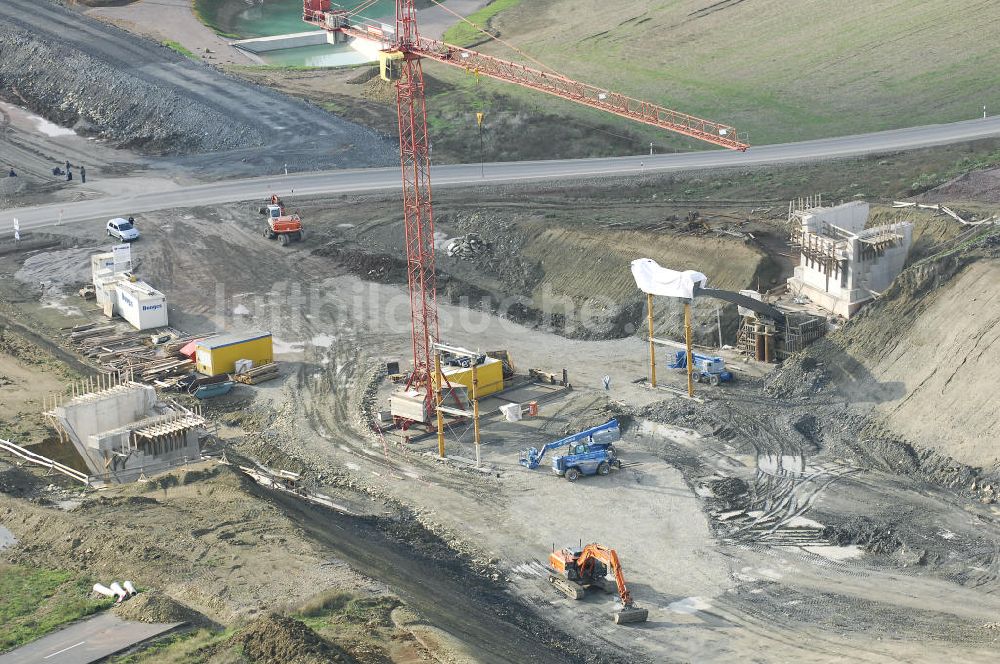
107, 217, 139, 242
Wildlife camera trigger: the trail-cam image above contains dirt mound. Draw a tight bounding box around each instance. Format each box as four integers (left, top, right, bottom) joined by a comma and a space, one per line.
113, 590, 206, 625
824, 517, 904, 555
232, 613, 344, 664
361, 77, 395, 105
921, 167, 1000, 203
312, 242, 408, 284
709, 476, 750, 504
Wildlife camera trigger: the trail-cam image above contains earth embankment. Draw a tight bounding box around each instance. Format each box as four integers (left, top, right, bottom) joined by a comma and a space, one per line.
0, 0, 394, 171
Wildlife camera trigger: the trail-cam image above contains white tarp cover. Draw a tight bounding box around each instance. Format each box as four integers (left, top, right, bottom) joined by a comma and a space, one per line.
630, 259, 707, 299
499, 403, 522, 422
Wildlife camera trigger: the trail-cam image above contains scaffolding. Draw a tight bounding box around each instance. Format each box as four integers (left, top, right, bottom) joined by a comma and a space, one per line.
737, 312, 827, 363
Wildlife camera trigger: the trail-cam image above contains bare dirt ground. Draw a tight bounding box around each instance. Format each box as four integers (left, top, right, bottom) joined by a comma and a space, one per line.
2, 173, 1000, 661
0, 336, 68, 444
0, 100, 159, 210
84, 0, 257, 66
2, 3, 1000, 661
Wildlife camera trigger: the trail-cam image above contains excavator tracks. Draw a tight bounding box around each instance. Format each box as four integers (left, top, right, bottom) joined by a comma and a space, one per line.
549, 575, 586, 600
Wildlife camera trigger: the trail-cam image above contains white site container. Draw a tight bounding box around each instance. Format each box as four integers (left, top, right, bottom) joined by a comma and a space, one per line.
91, 253, 115, 283
94, 273, 119, 310
114, 279, 168, 330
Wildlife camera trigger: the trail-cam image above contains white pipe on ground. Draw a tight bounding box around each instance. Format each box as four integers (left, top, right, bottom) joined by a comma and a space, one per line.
93, 583, 116, 598
109, 582, 128, 602
123, 580, 137, 597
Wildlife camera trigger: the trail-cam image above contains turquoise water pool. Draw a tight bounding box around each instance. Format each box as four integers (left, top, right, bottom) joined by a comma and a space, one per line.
261, 41, 384, 67
235, 1, 399, 67
233, 0, 397, 38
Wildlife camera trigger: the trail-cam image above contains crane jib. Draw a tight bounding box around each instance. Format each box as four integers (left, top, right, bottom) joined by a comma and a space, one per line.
302, 0, 749, 409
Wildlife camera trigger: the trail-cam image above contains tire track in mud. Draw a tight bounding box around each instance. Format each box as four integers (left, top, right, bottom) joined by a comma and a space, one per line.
260, 483, 637, 664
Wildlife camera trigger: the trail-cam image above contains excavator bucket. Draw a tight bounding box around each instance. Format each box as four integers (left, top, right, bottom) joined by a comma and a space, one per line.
613, 606, 649, 624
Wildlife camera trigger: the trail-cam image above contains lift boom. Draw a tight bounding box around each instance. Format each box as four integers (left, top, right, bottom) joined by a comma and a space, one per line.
519, 418, 620, 469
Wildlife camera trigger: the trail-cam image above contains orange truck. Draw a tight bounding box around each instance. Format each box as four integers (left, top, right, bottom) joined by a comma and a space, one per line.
260, 194, 303, 246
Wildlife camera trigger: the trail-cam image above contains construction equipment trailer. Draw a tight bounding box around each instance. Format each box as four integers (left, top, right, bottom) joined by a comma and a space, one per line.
548, 543, 649, 624
519, 419, 622, 481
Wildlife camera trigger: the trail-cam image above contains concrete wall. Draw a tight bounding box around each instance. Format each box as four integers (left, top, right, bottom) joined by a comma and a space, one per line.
53, 384, 156, 474
789, 204, 912, 318
105, 429, 200, 484
851, 223, 913, 294
796, 259, 844, 298
56, 385, 156, 448
232, 31, 332, 53
803, 200, 869, 234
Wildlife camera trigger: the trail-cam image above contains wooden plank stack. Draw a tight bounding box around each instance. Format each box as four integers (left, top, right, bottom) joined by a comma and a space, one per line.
67, 323, 281, 389
234, 363, 280, 385
68, 324, 201, 384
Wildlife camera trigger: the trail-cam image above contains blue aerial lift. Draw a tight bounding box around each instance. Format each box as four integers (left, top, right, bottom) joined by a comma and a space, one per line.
519, 419, 623, 481
668, 350, 733, 386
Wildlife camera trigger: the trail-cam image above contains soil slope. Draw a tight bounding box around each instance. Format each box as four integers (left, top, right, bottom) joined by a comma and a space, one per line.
0, 0, 394, 173
853, 259, 1000, 468
774, 233, 1000, 469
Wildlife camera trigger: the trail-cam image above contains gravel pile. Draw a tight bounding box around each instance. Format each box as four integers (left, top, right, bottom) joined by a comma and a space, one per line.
445, 233, 489, 259
0, 25, 265, 154
451, 210, 540, 293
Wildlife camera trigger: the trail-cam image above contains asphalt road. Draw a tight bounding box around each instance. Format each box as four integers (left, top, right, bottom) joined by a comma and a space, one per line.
4, 115, 1000, 231
0, 613, 181, 664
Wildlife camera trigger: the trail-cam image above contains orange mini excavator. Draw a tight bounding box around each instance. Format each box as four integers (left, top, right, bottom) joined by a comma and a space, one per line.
548, 543, 649, 624
260, 194, 303, 246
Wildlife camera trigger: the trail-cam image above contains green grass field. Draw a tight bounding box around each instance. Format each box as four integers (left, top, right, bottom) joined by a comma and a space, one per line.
0, 564, 112, 652
435, 0, 1000, 146
442, 0, 524, 46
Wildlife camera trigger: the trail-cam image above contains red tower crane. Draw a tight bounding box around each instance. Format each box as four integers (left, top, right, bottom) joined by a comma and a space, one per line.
303, 0, 749, 408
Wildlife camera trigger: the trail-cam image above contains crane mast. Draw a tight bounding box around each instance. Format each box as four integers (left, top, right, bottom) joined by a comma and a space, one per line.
392, 1, 439, 399
303, 0, 749, 422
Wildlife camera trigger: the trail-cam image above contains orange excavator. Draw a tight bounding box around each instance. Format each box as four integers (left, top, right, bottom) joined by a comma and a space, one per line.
548, 543, 649, 624
260, 194, 303, 246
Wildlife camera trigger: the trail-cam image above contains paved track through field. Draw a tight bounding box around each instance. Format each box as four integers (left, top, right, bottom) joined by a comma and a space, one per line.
0, 613, 181, 664
4, 115, 1000, 231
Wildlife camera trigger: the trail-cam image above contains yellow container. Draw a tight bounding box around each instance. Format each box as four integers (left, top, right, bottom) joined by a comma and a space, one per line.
195, 331, 273, 376
437, 357, 504, 398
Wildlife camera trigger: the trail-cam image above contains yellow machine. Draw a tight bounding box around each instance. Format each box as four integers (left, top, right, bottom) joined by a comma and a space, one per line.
435, 356, 504, 398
